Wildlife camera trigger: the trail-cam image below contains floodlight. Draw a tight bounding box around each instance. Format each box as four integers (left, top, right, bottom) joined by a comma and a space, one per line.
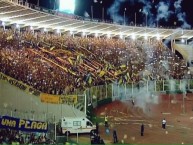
132, 33, 136, 40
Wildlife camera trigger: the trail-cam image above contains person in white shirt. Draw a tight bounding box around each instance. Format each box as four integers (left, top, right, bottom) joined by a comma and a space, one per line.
162, 118, 166, 129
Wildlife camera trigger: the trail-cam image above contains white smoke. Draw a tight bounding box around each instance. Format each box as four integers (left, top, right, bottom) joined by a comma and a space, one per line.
174, 0, 191, 29
156, 1, 173, 22
138, 0, 155, 26
133, 82, 159, 113
112, 81, 159, 113
107, 0, 126, 24
84, 11, 90, 18
169, 80, 176, 91
107, 0, 191, 28
180, 80, 187, 93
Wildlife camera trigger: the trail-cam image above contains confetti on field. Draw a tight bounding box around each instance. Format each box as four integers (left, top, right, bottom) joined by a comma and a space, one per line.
124, 134, 128, 139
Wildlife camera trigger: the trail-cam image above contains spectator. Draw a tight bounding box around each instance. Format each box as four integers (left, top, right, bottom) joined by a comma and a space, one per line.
0, 28, 189, 96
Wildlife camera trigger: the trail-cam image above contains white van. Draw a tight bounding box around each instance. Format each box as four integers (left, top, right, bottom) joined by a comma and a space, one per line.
60, 117, 96, 135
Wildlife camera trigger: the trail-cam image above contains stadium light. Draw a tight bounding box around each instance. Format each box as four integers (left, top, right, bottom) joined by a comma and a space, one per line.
181, 38, 185, 43
82, 30, 86, 36
144, 34, 147, 40
2, 21, 5, 26
56, 29, 60, 33
95, 31, 98, 37
70, 29, 73, 35
120, 33, 123, 39
2, 21, 5, 30
16, 23, 20, 28
107, 32, 110, 38
30, 26, 33, 30
131, 33, 136, 40
156, 33, 160, 40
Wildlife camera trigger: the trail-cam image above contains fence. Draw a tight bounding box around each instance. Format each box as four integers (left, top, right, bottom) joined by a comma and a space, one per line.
84, 79, 193, 103
1, 79, 193, 120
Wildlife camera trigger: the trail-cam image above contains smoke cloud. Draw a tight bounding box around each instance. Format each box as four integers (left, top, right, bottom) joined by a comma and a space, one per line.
107, 0, 191, 28
138, 0, 155, 27
156, 1, 173, 22
174, 0, 191, 29
107, 0, 126, 24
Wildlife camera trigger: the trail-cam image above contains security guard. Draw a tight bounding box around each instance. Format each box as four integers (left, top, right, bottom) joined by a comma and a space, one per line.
104, 115, 108, 127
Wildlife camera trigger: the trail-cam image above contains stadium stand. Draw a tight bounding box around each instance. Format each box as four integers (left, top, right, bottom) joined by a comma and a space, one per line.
0, 28, 189, 95
0, 0, 193, 144
0, 128, 55, 144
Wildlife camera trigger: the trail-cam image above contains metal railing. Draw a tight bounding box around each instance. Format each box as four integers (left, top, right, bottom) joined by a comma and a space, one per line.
84, 79, 193, 103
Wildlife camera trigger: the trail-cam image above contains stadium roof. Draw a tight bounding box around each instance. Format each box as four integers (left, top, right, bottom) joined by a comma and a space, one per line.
0, 0, 193, 40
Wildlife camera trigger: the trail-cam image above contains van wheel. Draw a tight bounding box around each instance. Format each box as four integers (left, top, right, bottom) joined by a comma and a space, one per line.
65, 131, 70, 136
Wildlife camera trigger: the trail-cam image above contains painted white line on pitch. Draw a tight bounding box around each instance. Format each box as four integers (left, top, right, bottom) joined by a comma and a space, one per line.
180, 126, 191, 130
166, 124, 174, 127
162, 112, 171, 115
114, 119, 145, 122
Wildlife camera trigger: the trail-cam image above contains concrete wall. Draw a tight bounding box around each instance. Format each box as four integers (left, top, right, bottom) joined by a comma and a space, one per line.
0, 80, 86, 122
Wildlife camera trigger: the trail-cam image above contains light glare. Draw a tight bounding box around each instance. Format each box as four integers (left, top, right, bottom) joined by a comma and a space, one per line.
59, 0, 75, 14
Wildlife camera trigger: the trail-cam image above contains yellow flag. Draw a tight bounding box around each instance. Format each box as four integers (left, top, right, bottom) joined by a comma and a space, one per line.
114, 70, 122, 76
50, 46, 55, 51
77, 55, 83, 64
6, 35, 13, 40
99, 70, 105, 77
120, 64, 126, 68
68, 58, 73, 65
127, 73, 131, 81
68, 70, 76, 76
88, 76, 92, 84
118, 78, 122, 84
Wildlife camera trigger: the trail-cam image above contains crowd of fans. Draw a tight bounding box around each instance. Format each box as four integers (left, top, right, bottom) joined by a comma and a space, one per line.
0, 129, 55, 144
0, 28, 190, 95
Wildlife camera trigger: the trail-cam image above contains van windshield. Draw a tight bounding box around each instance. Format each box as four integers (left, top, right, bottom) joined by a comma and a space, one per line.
86, 121, 92, 126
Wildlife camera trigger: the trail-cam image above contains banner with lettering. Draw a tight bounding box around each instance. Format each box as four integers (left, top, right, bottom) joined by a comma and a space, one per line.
0, 72, 78, 105
60, 95, 78, 105
0, 116, 48, 133
40, 93, 60, 104
0, 72, 41, 96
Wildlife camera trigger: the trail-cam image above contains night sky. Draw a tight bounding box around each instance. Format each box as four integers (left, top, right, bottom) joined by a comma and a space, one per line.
28, 0, 193, 28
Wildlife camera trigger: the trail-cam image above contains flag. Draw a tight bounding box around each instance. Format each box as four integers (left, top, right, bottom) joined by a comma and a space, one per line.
114, 70, 122, 76
120, 64, 126, 68
68, 70, 76, 76
50, 46, 55, 51
6, 35, 13, 40
68, 57, 73, 65
77, 55, 83, 64
88, 76, 92, 84
118, 78, 123, 84
99, 70, 105, 77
